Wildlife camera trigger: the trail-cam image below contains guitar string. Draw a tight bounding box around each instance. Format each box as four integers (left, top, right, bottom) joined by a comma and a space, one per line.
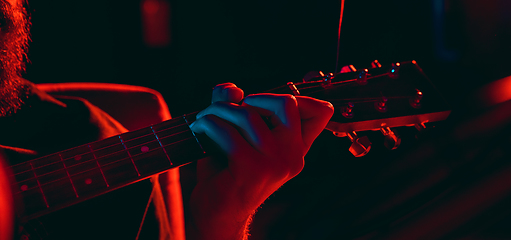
9, 113, 193, 170
10, 121, 190, 173
11, 123, 187, 175
135, 183, 156, 240
16, 137, 196, 194
13, 130, 194, 182
13, 131, 193, 186
295, 72, 394, 91
13, 136, 198, 193
11, 130, 190, 182
15, 90, 418, 189
17, 121, 189, 170
298, 79, 413, 96
304, 89, 415, 98
13, 135, 195, 189
12, 67, 409, 177
12, 126, 193, 177
327, 96, 418, 102
13, 72, 414, 180
14, 67, 399, 173
334, 0, 346, 74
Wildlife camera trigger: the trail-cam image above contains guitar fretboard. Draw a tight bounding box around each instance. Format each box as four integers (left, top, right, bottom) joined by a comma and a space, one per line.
10, 114, 207, 220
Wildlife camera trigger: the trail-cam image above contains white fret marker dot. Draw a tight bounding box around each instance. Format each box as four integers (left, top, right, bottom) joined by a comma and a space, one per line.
85, 179, 92, 185
20, 185, 28, 191
74, 155, 82, 161
141, 146, 149, 152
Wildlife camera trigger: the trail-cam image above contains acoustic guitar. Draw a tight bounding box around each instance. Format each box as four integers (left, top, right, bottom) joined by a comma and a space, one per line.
10, 60, 451, 223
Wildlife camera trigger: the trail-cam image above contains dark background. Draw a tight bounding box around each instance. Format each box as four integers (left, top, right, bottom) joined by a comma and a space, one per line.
23, 0, 511, 116
21, 0, 511, 239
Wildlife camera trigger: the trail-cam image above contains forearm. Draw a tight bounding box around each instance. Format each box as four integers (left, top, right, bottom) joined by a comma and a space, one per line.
186, 210, 253, 240
0, 150, 14, 240
186, 172, 261, 240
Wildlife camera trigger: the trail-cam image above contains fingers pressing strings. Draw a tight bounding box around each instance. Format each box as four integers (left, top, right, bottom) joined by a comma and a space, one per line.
190, 114, 256, 158
212, 83, 244, 104
194, 102, 275, 154
243, 93, 302, 139
203, 83, 333, 154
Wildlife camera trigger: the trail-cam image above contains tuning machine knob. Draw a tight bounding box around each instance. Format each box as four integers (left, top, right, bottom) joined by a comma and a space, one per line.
415, 122, 426, 131
341, 102, 354, 118
357, 69, 369, 85
371, 60, 382, 68
389, 62, 400, 79
375, 96, 388, 113
302, 71, 324, 82
302, 71, 334, 88
347, 132, 372, 157
340, 64, 357, 73
381, 127, 401, 150
287, 82, 300, 96
410, 89, 423, 109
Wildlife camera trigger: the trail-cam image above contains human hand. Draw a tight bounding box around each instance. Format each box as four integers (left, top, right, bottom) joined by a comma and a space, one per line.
188, 83, 334, 240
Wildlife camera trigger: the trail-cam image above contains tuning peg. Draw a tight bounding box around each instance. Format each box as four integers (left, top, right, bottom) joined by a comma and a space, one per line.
410, 89, 423, 109
375, 96, 388, 113
341, 102, 354, 118
347, 132, 372, 157
415, 122, 426, 131
381, 127, 401, 150
371, 60, 382, 68
323, 72, 334, 81
286, 82, 300, 96
302, 71, 325, 82
389, 62, 400, 79
414, 122, 428, 139
357, 69, 369, 85
332, 131, 346, 137
340, 65, 357, 73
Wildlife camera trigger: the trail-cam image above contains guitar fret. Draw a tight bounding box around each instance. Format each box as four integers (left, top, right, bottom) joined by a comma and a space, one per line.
16, 114, 212, 220
12, 62, 453, 221
163, 137, 206, 166
183, 115, 206, 154
58, 153, 79, 198
30, 162, 49, 209
119, 135, 141, 176
151, 126, 173, 165
88, 144, 109, 187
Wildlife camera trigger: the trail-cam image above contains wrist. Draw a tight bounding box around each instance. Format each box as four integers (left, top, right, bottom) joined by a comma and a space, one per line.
187, 180, 256, 240
186, 211, 253, 240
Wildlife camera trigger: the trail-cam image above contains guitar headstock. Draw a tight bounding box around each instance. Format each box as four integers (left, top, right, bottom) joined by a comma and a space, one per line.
267, 60, 451, 157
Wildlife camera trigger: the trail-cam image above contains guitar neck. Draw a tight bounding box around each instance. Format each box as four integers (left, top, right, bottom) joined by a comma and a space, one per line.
11, 61, 451, 221
11, 113, 208, 220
